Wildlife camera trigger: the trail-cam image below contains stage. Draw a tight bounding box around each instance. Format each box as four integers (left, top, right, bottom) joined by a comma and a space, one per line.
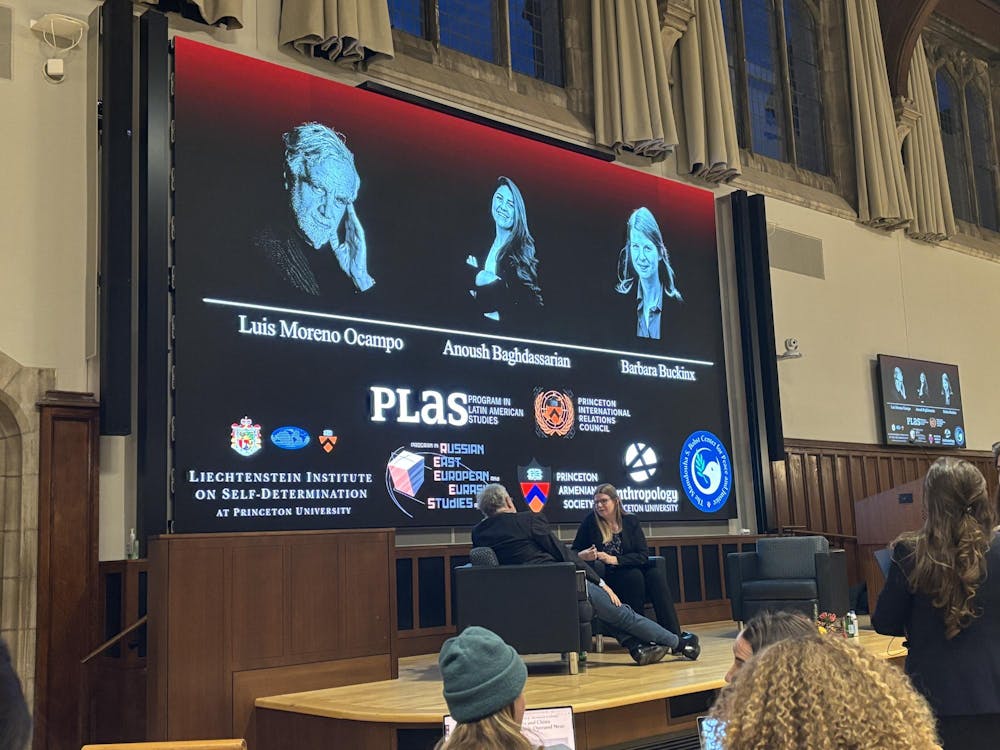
253, 619, 905, 750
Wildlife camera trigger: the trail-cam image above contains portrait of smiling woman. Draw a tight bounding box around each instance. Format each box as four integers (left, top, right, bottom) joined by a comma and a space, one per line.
615, 207, 682, 340
466, 176, 543, 325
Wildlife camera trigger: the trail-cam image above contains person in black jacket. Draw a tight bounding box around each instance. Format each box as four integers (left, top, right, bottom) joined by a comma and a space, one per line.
0, 639, 31, 750
465, 177, 543, 326
572, 483, 688, 640
873, 457, 1000, 750
472, 484, 699, 665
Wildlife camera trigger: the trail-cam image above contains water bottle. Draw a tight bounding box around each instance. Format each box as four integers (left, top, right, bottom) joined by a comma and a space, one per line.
846, 610, 858, 638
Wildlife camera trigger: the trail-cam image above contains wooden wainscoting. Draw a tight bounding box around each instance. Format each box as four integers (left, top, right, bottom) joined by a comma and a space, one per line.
771, 439, 997, 585
394, 535, 761, 656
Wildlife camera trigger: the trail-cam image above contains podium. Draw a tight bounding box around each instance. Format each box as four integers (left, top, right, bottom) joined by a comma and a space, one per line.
147, 530, 397, 745
856, 478, 926, 610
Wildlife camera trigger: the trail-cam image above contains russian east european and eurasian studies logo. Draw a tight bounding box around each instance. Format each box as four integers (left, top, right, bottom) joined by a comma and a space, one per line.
679, 431, 732, 512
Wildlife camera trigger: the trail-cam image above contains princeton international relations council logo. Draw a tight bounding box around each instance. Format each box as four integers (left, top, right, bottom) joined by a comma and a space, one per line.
679, 431, 732, 513
518, 459, 551, 513
534, 388, 575, 438
230, 416, 262, 457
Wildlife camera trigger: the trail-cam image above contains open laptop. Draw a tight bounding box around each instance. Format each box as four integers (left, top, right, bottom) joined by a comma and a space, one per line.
874, 547, 893, 580
444, 705, 575, 749
698, 716, 724, 750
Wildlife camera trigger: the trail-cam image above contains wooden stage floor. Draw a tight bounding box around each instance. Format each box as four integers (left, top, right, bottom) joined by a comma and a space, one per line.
254, 619, 906, 750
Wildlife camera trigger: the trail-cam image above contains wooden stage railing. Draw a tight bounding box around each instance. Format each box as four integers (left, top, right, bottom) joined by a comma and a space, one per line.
394, 535, 762, 657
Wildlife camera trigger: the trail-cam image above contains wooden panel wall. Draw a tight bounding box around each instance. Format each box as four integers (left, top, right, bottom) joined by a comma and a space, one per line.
34, 393, 100, 750
771, 439, 997, 584
147, 530, 397, 743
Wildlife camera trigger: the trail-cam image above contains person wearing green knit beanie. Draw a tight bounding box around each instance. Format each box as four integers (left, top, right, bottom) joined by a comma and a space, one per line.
435, 626, 538, 750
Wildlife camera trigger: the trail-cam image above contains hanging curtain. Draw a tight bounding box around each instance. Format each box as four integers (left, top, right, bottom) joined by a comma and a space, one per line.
904, 37, 957, 242
279, 0, 394, 67
672, 0, 741, 182
592, 0, 676, 158
844, 0, 912, 229
143, 0, 243, 29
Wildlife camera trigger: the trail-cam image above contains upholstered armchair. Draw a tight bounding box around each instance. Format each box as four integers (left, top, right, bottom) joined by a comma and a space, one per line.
453, 547, 593, 673
726, 536, 849, 624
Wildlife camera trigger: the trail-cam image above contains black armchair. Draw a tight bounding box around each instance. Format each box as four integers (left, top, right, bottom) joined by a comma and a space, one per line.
454, 547, 593, 673
726, 536, 849, 624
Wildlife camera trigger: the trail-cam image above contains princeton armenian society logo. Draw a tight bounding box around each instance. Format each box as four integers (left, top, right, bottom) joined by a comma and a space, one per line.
230, 416, 262, 457
518, 459, 551, 513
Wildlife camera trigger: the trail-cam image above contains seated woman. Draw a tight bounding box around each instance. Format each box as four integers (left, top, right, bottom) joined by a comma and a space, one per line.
435, 625, 537, 750
873, 457, 1000, 750
707, 634, 941, 749
572, 483, 694, 645
723, 609, 816, 683
466, 177, 543, 325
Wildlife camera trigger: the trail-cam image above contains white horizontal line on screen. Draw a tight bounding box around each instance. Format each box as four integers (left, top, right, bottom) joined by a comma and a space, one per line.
202, 297, 716, 367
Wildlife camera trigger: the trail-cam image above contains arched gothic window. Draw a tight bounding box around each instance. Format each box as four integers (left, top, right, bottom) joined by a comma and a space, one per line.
721, 0, 828, 174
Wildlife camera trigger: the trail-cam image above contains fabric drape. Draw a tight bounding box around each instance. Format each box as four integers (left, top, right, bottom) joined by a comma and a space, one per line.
592, 0, 676, 158
143, 0, 243, 29
844, 0, 912, 229
904, 37, 957, 242
672, 0, 741, 182
279, 0, 394, 67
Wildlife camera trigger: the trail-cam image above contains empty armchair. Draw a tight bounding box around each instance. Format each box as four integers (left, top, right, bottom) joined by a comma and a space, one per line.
454, 547, 593, 673
726, 536, 849, 623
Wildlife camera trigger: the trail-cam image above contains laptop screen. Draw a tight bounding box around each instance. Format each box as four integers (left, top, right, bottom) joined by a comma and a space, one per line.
698, 716, 724, 750
874, 547, 893, 580
444, 705, 575, 749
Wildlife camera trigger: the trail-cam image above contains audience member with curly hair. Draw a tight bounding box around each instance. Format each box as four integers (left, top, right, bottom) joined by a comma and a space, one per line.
707, 634, 941, 749
873, 457, 1000, 749
724, 609, 817, 683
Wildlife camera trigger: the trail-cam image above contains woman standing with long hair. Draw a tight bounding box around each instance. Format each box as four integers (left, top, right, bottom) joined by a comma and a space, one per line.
873, 457, 1000, 749
466, 176, 543, 324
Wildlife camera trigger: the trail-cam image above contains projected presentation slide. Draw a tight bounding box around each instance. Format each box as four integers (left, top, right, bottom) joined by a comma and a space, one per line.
170, 39, 735, 531
878, 354, 965, 448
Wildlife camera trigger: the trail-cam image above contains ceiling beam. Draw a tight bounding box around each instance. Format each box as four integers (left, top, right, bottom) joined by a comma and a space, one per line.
877, 0, 940, 99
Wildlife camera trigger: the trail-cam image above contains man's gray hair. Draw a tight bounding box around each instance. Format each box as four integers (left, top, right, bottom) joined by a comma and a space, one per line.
283, 122, 358, 189
476, 483, 510, 517
993, 441, 1000, 462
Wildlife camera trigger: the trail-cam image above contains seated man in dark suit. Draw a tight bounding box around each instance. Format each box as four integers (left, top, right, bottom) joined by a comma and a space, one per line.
472, 483, 699, 665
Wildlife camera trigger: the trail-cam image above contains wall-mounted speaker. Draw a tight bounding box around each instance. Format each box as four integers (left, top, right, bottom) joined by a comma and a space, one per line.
98, 0, 133, 435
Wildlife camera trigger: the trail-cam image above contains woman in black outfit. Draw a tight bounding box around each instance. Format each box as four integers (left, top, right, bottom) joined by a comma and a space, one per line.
873, 457, 1000, 750
572, 483, 686, 638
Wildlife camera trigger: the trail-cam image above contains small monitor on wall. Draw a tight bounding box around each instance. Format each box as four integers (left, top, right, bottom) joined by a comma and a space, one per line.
876, 354, 965, 448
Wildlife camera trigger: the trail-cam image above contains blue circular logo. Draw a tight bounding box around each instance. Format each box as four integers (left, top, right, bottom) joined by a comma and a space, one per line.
954, 426, 965, 447
270, 426, 310, 450
679, 431, 732, 512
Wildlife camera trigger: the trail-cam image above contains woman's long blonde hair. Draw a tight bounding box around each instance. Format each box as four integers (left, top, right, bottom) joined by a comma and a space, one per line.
434, 703, 538, 750
593, 483, 624, 545
896, 457, 997, 639
709, 635, 940, 750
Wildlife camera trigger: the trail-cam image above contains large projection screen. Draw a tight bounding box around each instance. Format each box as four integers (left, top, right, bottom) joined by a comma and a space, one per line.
171, 40, 736, 532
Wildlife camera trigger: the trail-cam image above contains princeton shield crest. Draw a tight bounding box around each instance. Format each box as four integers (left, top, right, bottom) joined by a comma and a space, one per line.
517, 459, 551, 513
230, 416, 262, 456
